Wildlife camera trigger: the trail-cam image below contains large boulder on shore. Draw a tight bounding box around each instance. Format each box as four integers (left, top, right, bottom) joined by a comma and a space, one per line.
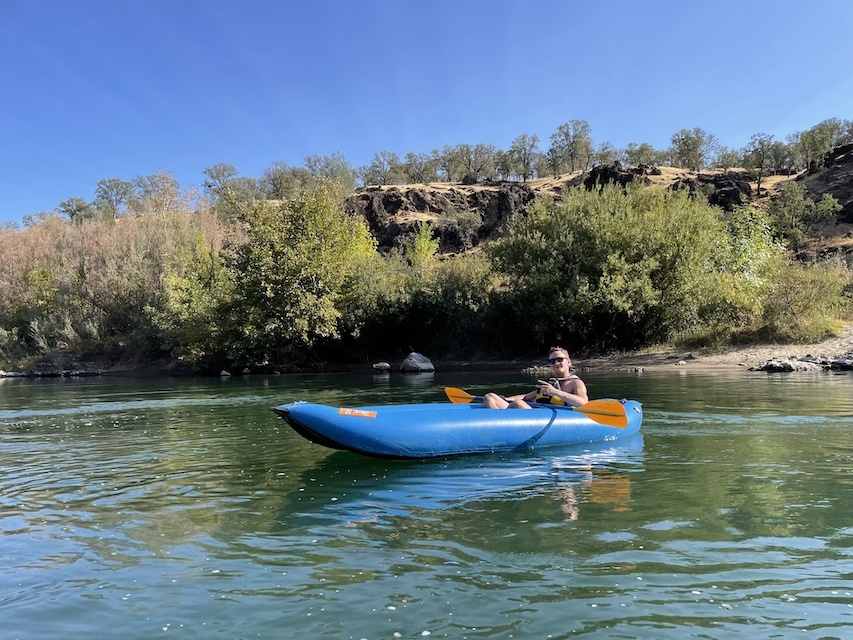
400, 352, 435, 373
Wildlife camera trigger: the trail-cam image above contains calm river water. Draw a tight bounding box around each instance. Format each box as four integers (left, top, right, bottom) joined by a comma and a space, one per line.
2, 367, 853, 639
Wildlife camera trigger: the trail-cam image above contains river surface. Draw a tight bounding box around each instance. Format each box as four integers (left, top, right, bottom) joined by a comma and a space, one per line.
1, 368, 853, 639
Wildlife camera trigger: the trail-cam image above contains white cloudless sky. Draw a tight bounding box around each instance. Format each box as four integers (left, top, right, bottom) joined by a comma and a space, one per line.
2, 0, 852, 225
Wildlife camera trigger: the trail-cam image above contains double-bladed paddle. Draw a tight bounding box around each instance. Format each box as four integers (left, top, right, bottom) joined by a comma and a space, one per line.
444, 386, 629, 428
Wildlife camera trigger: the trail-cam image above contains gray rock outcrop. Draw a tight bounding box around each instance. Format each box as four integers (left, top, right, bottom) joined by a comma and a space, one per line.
753, 351, 853, 371
400, 352, 435, 373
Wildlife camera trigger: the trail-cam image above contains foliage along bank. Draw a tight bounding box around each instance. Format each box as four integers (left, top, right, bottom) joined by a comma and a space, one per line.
1, 178, 851, 373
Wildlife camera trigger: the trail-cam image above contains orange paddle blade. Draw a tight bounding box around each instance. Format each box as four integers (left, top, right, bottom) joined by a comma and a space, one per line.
572, 399, 628, 428
445, 387, 477, 404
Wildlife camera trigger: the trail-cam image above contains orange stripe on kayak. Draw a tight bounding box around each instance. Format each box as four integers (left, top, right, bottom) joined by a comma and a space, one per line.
338, 408, 377, 418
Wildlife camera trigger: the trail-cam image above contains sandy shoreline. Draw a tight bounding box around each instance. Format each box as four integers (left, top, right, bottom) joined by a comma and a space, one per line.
425, 324, 853, 378
574, 323, 853, 373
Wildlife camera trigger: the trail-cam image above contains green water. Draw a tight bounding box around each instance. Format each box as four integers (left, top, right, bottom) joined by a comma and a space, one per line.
1, 368, 852, 639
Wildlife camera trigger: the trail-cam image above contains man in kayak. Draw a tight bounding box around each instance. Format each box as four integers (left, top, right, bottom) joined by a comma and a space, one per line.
483, 347, 589, 409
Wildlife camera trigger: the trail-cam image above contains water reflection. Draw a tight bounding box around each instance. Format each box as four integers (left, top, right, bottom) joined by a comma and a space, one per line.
400, 372, 435, 386
557, 467, 634, 521
371, 372, 391, 385
276, 434, 644, 531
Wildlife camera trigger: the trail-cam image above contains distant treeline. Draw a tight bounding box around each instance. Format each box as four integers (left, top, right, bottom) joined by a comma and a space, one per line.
1, 156, 850, 372
7, 116, 851, 229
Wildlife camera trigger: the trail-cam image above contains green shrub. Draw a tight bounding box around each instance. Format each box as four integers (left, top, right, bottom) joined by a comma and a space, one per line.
759, 257, 852, 342
766, 182, 841, 250
487, 185, 783, 352
438, 208, 482, 251
223, 181, 378, 368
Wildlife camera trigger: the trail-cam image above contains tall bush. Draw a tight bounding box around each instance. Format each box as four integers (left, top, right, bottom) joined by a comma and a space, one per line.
148, 229, 234, 369
487, 185, 781, 352
759, 258, 852, 342
222, 182, 378, 368
766, 182, 841, 250
0, 208, 228, 367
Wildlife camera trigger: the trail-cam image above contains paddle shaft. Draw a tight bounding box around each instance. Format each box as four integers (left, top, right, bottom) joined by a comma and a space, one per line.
444, 386, 629, 428
465, 392, 582, 410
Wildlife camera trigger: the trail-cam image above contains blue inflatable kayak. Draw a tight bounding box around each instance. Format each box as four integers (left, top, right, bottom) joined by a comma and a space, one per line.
271, 398, 643, 459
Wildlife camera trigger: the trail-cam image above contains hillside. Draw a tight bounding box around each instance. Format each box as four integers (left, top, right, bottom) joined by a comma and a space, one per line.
345, 151, 853, 259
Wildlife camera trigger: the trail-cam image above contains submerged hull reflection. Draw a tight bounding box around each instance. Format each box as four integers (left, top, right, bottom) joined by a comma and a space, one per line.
275, 434, 644, 528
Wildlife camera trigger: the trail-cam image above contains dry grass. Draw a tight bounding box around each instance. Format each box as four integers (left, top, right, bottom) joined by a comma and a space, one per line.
372, 166, 796, 199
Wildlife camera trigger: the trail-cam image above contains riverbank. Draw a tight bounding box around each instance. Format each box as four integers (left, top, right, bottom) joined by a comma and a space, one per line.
3, 323, 853, 379
575, 323, 853, 373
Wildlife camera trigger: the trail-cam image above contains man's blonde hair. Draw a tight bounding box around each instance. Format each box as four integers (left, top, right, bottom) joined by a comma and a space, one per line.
548, 346, 570, 359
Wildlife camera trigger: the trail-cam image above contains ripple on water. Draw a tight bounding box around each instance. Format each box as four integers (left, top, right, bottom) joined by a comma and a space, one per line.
2, 372, 853, 638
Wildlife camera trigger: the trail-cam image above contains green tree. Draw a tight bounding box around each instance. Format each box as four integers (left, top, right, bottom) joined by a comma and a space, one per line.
7, 266, 63, 352
202, 163, 260, 221
402, 152, 439, 183
428, 254, 494, 352
591, 141, 619, 166
508, 134, 540, 181
549, 120, 593, 173
701, 205, 781, 342
790, 119, 844, 171
743, 133, 774, 196
839, 119, 853, 146
404, 221, 439, 272
58, 197, 95, 223
540, 146, 562, 177
669, 127, 718, 171
262, 161, 312, 199
807, 119, 842, 164
712, 146, 742, 172
785, 131, 807, 172
202, 163, 239, 202
224, 182, 378, 367
769, 140, 794, 175
304, 151, 357, 192
624, 142, 657, 166
761, 258, 852, 341
94, 178, 135, 218
434, 145, 464, 182
150, 230, 233, 369
402, 252, 494, 356
336, 250, 409, 351
360, 150, 404, 186
455, 143, 498, 182
494, 149, 515, 180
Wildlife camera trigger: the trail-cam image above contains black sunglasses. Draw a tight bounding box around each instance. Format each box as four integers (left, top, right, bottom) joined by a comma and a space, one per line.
548, 357, 566, 365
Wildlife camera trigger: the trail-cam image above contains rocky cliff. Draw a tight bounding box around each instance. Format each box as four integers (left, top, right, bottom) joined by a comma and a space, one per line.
345, 156, 853, 255
345, 181, 538, 251
798, 143, 853, 223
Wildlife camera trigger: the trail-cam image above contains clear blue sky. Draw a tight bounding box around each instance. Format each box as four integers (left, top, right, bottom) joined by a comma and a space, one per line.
2, 0, 852, 225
